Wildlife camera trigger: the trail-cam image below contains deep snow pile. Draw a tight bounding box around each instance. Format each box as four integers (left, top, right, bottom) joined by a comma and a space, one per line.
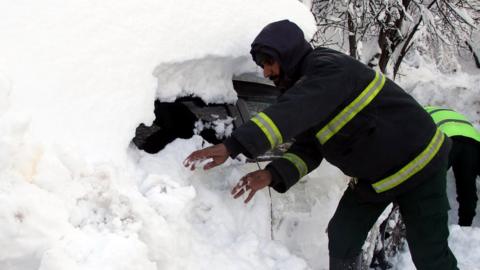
0, 0, 316, 164
0, 1, 316, 269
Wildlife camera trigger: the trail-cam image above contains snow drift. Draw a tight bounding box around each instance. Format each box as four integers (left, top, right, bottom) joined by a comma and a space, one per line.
0, 1, 316, 269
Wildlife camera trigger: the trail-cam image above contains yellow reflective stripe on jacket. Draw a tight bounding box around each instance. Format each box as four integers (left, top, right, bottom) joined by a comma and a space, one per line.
251, 112, 283, 149
316, 71, 386, 145
372, 128, 444, 193
281, 153, 308, 178
425, 106, 480, 143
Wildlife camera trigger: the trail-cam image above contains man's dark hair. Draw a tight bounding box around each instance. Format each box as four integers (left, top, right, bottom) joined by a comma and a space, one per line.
253, 52, 274, 67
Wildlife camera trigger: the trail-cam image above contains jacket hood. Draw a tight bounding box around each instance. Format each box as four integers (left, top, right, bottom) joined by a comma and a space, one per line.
250, 20, 313, 81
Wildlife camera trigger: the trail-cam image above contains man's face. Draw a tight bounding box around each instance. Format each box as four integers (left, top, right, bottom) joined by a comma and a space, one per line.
262, 59, 282, 87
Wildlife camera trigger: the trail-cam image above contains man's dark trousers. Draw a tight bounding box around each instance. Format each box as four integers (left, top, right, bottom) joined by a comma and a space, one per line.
328, 166, 458, 269
449, 136, 480, 226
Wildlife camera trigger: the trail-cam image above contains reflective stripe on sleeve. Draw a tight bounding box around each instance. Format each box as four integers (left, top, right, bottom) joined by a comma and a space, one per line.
437, 119, 473, 128
372, 128, 444, 193
425, 107, 454, 115
427, 108, 474, 128
316, 71, 386, 145
281, 153, 308, 178
250, 112, 283, 149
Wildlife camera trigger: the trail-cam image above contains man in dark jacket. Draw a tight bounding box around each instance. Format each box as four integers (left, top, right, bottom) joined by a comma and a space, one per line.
184, 20, 458, 269
426, 106, 480, 226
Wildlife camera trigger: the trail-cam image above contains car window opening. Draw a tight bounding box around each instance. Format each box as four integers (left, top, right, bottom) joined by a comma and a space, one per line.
132, 98, 228, 154
132, 78, 286, 158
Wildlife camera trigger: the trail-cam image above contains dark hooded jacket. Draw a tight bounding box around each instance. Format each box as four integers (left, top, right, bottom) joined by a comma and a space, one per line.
250, 20, 313, 87
224, 20, 450, 202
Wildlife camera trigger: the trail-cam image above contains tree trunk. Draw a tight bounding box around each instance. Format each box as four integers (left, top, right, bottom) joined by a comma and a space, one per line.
466, 41, 480, 69
348, 8, 357, 59
378, 28, 391, 73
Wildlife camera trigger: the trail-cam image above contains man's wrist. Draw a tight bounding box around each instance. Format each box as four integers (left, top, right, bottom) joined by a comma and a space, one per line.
263, 169, 273, 186
219, 143, 230, 157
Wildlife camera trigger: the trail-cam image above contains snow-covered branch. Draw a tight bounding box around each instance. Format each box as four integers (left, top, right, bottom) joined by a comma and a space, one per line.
310, 0, 479, 76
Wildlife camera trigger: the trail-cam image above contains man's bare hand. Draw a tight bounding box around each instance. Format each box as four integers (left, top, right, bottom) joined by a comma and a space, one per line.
184, 143, 229, 170
231, 170, 272, 204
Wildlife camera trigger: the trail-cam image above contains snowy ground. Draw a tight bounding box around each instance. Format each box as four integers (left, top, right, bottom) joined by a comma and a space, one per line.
0, 1, 479, 270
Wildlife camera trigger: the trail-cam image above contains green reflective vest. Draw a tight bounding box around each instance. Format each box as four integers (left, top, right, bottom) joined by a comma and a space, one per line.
425, 106, 480, 143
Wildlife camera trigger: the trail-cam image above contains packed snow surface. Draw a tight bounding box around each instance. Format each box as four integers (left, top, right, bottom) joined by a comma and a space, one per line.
0, 0, 479, 270
0, 0, 317, 269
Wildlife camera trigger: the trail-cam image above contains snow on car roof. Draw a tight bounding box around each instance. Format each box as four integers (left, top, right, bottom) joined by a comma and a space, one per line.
0, 1, 317, 269
0, 0, 316, 163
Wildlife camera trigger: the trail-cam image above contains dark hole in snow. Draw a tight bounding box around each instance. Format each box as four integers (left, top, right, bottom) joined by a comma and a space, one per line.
133, 98, 224, 154
132, 77, 289, 159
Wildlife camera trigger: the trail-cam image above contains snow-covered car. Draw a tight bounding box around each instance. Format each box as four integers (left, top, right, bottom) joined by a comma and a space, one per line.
0, 1, 326, 269
133, 75, 290, 161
